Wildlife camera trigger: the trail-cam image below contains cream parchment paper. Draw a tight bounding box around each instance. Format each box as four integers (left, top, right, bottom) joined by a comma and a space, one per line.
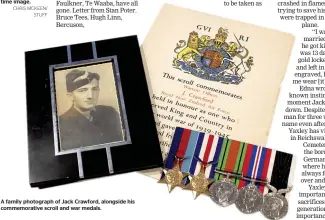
141, 4, 294, 179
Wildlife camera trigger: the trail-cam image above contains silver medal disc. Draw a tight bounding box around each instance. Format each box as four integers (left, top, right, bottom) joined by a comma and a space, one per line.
261, 194, 288, 220
209, 179, 238, 207
235, 183, 263, 214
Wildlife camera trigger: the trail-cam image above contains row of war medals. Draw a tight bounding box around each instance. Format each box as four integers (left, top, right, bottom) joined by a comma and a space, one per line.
159, 155, 292, 220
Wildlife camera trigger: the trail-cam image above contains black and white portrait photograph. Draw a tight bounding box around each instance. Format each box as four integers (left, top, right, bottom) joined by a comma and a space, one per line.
26, 37, 162, 187
52, 60, 128, 153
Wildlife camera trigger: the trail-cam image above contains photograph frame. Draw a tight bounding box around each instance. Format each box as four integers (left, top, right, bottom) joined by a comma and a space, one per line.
26, 36, 163, 187
49, 56, 131, 156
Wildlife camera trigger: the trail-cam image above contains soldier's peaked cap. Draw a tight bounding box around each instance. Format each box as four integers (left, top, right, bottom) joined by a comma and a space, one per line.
66, 69, 100, 92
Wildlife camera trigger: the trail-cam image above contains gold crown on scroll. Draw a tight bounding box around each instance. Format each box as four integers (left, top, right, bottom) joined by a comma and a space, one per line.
215, 27, 228, 43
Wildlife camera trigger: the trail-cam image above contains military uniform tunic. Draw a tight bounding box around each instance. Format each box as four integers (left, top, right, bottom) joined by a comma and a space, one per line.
58, 105, 123, 151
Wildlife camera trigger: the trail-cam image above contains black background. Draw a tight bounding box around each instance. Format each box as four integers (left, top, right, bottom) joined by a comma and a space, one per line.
25, 36, 163, 188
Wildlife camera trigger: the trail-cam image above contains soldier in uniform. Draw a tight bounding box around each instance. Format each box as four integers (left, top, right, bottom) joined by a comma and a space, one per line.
58, 69, 123, 151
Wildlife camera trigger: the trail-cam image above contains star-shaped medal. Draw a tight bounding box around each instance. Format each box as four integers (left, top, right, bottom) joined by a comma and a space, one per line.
158, 159, 188, 193
186, 165, 214, 199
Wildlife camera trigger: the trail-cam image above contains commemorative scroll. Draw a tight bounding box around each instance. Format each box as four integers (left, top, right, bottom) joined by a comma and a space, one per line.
142, 4, 295, 179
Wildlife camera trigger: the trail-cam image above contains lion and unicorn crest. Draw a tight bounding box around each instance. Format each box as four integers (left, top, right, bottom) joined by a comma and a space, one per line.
173, 27, 254, 84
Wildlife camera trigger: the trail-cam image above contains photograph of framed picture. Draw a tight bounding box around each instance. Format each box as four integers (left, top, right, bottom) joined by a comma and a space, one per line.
25, 36, 163, 188
50, 57, 131, 155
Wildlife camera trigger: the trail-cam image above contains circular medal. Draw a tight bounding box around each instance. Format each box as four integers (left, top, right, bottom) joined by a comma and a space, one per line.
261, 194, 288, 220
235, 183, 263, 214
209, 178, 238, 207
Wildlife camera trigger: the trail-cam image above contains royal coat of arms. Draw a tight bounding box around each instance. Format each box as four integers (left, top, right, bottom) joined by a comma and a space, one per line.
173, 27, 254, 85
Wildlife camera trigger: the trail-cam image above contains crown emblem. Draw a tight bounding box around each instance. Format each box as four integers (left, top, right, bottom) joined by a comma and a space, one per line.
172, 27, 254, 85
215, 27, 228, 44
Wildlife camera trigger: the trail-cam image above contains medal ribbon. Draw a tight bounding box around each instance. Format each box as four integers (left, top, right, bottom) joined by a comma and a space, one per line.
237, 145, 273, 193
191, 134, 214, 175
165, 127, 192, 169
184, 132, 220, 177
214, 140, 244, 181
269, 151, 293, 196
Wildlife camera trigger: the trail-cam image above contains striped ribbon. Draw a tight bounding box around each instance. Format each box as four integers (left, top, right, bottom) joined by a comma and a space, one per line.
164, 127, 294, 194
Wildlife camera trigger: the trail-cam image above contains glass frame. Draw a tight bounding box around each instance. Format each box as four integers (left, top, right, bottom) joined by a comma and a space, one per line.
49, 56, 131, 156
